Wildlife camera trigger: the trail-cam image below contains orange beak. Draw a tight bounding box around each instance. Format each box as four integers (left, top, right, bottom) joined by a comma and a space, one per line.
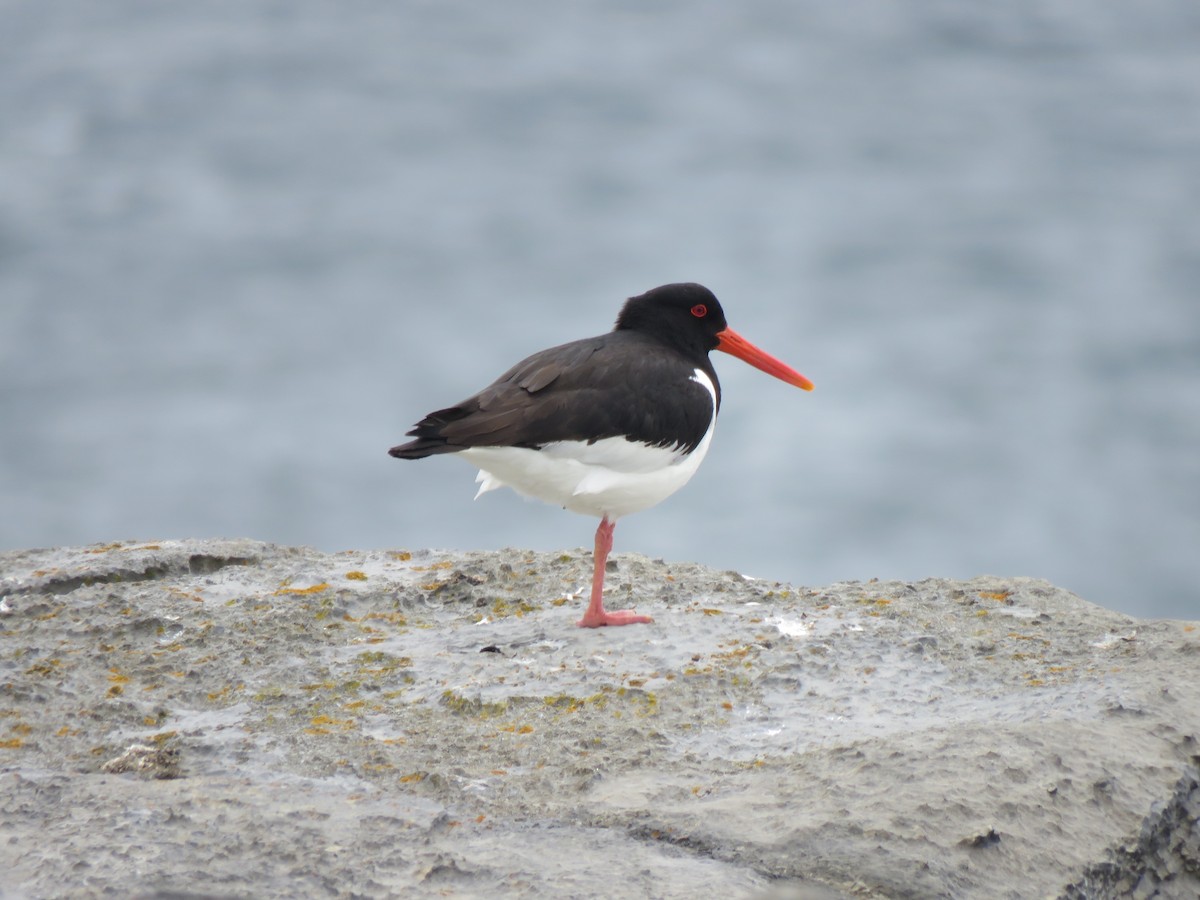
716, 327, 814, 391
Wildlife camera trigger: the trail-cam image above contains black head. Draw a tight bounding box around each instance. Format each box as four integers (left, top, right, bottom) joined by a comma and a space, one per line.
614, 283, 728, 359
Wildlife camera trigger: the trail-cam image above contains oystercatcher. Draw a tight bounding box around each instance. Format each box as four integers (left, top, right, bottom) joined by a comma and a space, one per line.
389, 283, 813, 627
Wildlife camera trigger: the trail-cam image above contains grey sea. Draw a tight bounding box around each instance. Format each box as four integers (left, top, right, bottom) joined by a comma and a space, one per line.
2, 1, 1198, 619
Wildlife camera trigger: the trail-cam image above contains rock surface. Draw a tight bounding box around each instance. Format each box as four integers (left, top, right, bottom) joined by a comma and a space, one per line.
1, 539, 1197, 899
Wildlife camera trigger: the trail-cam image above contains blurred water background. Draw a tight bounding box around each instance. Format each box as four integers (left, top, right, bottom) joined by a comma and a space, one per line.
2, 1, 1198, 618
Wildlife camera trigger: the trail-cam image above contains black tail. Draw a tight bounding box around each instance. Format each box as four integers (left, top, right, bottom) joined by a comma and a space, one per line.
388, 406, 471, 459
388, 438, 451, 459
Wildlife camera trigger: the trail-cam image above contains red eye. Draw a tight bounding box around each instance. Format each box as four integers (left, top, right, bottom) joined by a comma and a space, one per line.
690, 304, 707, 318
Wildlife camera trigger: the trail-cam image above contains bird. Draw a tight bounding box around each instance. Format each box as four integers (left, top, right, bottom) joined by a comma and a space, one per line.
388, 282, 813, 627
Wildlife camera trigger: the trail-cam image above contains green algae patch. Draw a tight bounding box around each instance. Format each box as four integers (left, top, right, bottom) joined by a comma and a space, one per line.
486, 597, 540, 619
440, 690, 509, 719
353, 651, 413, 674
541, 686, 658, 718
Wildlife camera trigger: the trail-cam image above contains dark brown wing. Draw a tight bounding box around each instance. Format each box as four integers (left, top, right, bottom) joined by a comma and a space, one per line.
388, 332, 719, 459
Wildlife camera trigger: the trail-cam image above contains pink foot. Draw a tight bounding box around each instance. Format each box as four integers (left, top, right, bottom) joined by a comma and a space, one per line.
576, 516, 654, 628
576, 608, 654, 628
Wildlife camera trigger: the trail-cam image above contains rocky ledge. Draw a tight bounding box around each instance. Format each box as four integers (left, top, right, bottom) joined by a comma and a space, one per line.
1, 539, 1197, 899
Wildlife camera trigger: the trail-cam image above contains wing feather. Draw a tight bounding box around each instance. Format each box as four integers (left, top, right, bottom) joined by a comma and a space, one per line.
389, 332, 718, 459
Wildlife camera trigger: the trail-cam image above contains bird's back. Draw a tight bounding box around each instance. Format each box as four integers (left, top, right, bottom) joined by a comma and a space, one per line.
389, 330, 720, 460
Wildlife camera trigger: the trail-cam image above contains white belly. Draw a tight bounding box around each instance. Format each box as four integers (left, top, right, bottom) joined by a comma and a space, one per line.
456, 369, 718, 520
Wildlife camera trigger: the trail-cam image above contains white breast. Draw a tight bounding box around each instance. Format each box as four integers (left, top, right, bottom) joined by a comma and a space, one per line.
457, 369, 718, 520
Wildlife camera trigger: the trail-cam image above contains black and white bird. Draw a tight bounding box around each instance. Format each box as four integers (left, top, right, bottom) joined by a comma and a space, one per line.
389, 283, 813, 627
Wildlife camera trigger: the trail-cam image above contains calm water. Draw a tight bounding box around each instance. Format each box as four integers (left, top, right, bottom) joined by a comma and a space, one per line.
3, 1, 1198, 618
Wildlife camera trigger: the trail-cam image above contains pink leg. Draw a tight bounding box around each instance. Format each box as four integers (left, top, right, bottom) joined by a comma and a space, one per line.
576, 516, 653, 628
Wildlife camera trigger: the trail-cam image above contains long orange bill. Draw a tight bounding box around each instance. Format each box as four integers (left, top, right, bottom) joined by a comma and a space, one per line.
716, 327, 814, 391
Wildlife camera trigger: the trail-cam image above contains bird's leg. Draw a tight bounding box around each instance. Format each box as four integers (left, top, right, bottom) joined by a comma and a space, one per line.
577, 515, 653, 627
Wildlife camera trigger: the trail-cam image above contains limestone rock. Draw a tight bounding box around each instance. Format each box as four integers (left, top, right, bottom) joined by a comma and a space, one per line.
2, 539, 1198, 898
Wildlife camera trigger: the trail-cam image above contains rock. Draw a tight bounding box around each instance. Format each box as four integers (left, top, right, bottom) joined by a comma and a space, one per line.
100, 744, 182, 779
1059, 758, 1200, 899
1, 539, 1198, 898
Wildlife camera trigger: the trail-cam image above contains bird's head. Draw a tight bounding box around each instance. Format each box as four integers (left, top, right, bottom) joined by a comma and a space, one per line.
616, 283, 813, 391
